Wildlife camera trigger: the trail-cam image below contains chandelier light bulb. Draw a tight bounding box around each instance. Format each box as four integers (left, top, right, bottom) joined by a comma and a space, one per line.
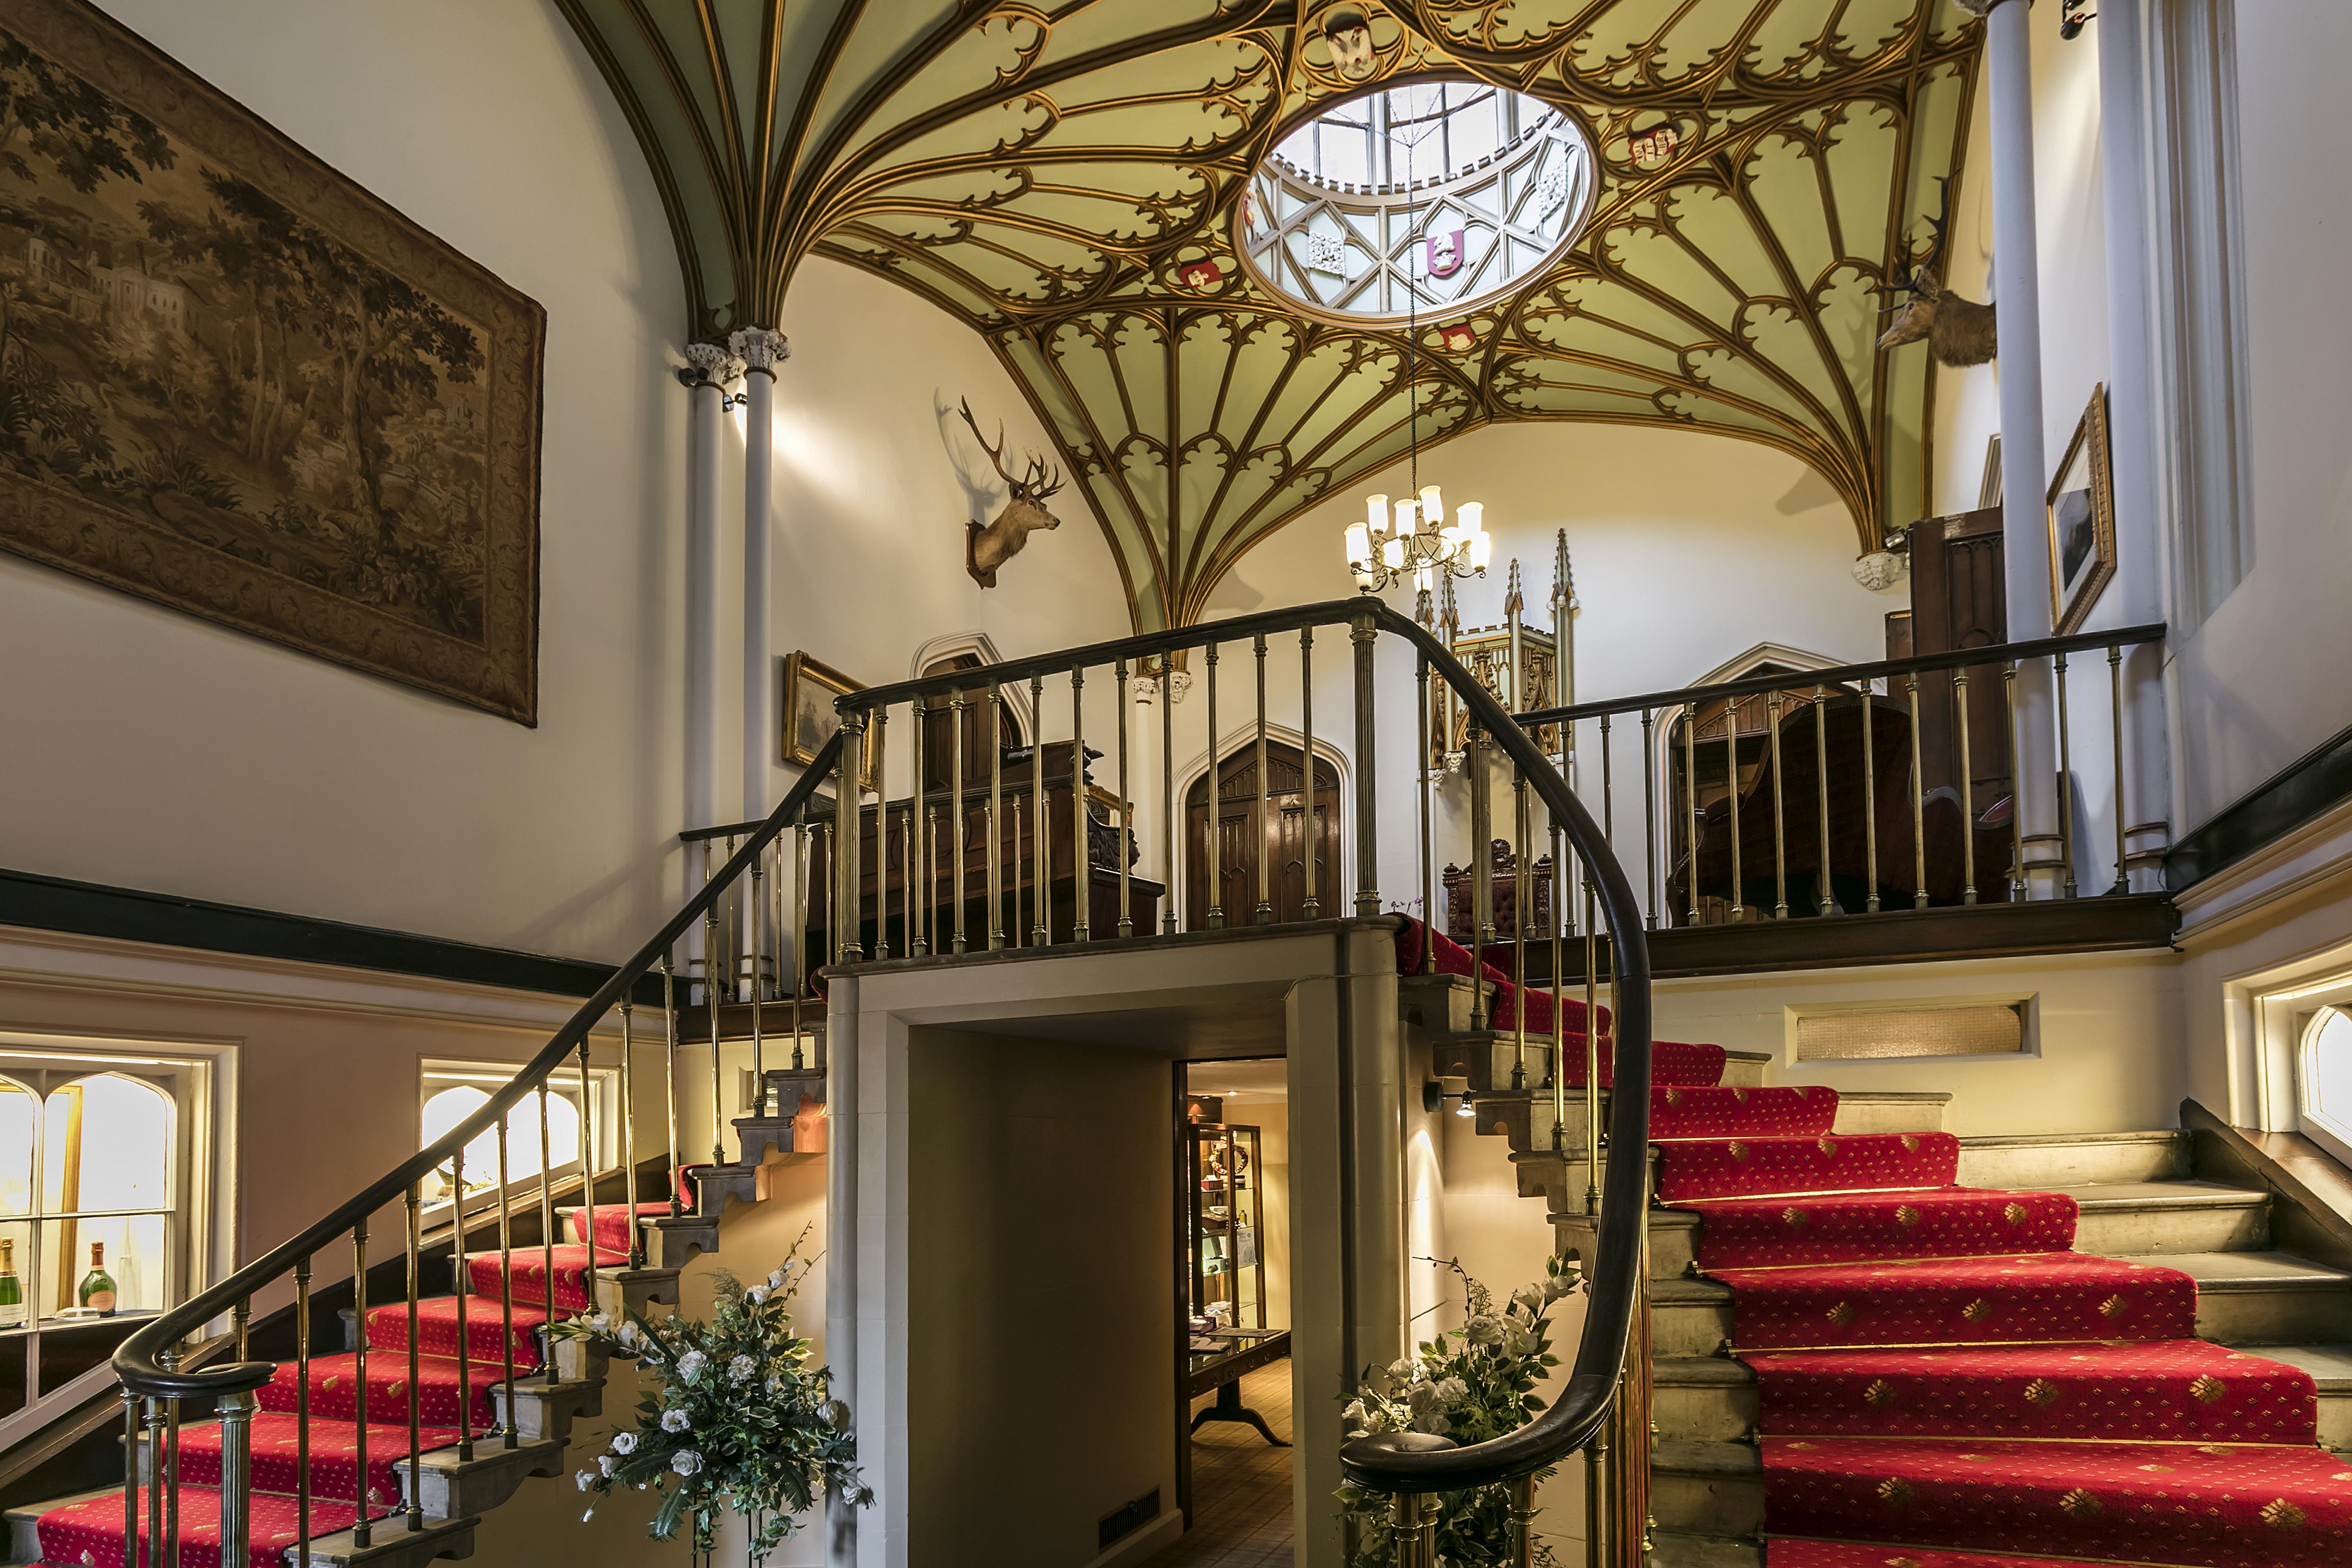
1366, 493, 1389, 536
1419, 484, 1444, 527
1470, 529, 1493, 571
1455, 500, 1484, 537
1345, 522, 1372, 568
1381, 535, 1407, 570
1394, 497, 1418, 535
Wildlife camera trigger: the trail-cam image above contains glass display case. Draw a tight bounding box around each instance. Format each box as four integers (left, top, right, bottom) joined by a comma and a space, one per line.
1187, 1122, 1265, 1333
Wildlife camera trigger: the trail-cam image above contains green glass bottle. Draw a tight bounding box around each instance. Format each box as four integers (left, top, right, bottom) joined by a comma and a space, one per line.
0, 1238, 22, 1329
78, 1241, 117, 1317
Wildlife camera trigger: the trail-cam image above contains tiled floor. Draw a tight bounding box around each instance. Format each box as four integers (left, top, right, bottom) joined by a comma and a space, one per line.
1143, 1362, 1295, 1568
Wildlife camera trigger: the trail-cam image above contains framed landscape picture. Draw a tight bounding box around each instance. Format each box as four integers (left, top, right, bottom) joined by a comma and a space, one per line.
0, 0, 544, 722
2045, 384, 2116, 637
782, 651, 881, 791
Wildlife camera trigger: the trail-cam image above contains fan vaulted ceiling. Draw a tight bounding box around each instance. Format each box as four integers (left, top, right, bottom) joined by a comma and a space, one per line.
554, 0, 1980, 631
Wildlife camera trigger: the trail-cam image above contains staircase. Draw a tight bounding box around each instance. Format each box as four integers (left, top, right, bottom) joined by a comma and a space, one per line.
1, 1063, 825, 1568
1417, 928, 2352, 1568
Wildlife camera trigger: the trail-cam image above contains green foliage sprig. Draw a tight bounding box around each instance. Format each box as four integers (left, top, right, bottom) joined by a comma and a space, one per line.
1336, 1254, 1579, 1567
553, 1225, 871, 1560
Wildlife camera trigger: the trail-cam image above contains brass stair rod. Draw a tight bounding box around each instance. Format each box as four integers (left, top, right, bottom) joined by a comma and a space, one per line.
1862, 689, 1880, 912
1416, 654, 1432, 962
2056, 651, 2078, 898
1725, 702, 1743, 922
2108, 644, 2130, 895
1116, 659, 1133, 937
951, 689, 969, 953
495, 1118, 519, 1446
403, 1185, 423, 1530
1031, 673, 1049, 944
1470, 724, 1493, 1029
1254, 636, 1272, 924
1161, 660, 1176, 933
1767, 690, 1788, 919
1641, 709, 1658, 929
1682, 704, 1700, 927
989, 687, 1005, 949
1957, 670, 1977, 905
1908, 674, 1928, 907
1302, 630, 1321, 921
662, 955, 682, 1216
537, 1082, 559, 1383
1512, 770, 1530, 1090
1073, 667, 1090, 941
1814, 686, 1835, 915
1206, 644, 1223, 930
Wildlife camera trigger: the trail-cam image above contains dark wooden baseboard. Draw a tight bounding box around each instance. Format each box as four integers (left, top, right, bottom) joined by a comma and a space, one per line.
2168, 717, 2352, 892
2182, 1099, 2352, 1273
1503, 892, 2179, 985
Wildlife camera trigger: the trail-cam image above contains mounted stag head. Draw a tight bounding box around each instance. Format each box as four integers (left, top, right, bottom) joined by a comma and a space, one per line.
1878, 176, 1999, 367
956, 398, 1066, 588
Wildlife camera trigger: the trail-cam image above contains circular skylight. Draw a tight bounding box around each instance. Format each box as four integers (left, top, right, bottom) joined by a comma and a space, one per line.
1237, 81, 1595, 325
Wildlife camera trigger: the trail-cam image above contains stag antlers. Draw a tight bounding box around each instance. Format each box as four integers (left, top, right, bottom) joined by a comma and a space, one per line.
956, 397, 1065, 502
1877, 176, 1998, 366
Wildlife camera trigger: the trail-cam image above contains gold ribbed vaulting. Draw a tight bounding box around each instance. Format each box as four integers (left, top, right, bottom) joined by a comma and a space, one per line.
555, 0, 1982, 631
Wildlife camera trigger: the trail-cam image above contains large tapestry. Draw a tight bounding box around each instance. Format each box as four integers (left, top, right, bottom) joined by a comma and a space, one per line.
0, 1, 543, 723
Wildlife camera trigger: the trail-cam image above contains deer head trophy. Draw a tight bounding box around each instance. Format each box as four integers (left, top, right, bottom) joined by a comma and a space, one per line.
956, 398, 1065, 588
1877, 177, 1999, 367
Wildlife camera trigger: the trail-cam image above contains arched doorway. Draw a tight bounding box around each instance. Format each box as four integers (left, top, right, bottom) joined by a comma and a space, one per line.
1183, 740, 1340, 930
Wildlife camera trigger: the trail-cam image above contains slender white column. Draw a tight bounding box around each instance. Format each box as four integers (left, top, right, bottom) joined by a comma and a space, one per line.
680, 344, 738, 853
731, 327, 791, 822
1965, 0, 2062, 895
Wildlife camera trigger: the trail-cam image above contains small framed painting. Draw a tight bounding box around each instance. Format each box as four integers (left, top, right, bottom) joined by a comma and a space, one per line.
781, 652, 881, 790
2046, 385, 2117, 636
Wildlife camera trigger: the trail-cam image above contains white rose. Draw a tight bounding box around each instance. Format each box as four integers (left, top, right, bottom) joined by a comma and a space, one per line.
1436, 1377, 1469, 1406
767, 1268, 786, 1289
596, 1454, 615, 1478
1341, 1398, 1368, 1431
746, 1285, 769, 1305
585, 1312, 610, 1334
672, 1449, 703, 1478
1463, 1316, 1502, 1346
1543, 1273, 1575, 1303
1512, 1284, 1545, 1316
575, 1470, 593, 1492
611, 1432, 637, 1455
616, 1323, 639, 1349
661, 1408, 690, 1433
675, 1350, 708, 1381
1406, 1380, 1442, 1414
1410, 1411, 1451, 1435
1503, 1321, 1540, 1357
728, 1355, 758, 1383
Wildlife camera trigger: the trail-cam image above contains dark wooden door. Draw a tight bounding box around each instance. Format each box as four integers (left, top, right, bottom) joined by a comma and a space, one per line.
1184, 741, 1340, 929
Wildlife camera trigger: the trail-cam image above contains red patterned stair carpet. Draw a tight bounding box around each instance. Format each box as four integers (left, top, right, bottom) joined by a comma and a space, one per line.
1650, 1086, 2352, 1567
32, 1210, 631, 1568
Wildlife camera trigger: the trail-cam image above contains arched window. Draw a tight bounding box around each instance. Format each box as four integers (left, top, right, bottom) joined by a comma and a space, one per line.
0, 1069, 178, 1330
2299, 1007, 2352, 1161
418, 1081, 582, 1200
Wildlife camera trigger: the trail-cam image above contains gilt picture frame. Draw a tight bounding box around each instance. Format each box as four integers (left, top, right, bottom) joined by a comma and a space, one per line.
782, 651, 880, 790
0, 0, 544, 723
2045, 384, 2116, 637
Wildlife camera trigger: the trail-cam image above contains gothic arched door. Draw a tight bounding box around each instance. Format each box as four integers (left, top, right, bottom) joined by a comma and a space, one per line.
1184, 741, 1341, 930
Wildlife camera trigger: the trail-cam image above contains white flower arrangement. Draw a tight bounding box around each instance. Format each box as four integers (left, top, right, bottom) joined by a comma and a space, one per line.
553, 1225, 871, 1560
1337, 1254, 1578, 1568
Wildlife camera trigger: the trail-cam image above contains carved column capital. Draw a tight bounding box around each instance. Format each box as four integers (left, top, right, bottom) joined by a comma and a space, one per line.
678, 340, 744, 390
728, 327, 791, 376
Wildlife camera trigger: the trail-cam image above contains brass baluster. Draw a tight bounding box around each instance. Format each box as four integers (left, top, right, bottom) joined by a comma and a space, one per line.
1583, 1427, 1610, 1568
1725, 697, 1743, 921
620, 1002, 640, 1259
910, 695, 927, 956
495, 1116, 518, 1449
703, 840, 723, 1162
747, 841, 766, 1101
119, 1389, 138, 1568
293, 1255, 310, 1568
1470, 722, 1493, 1029
1582, 872, 1600, 1217
403, 1186, 423, 1529
1160, 658, 1176, 933
1957, 668, 1978, 905
2109, 644, 2129, 895
1351, 610, 1379, 916
2056, 651, 2079, 898
216, 1385, 255, 1568
1115, 659, 1133, 937
988, 686, 1005, 949
1073, 667, 1090, 942
2005, 662, 2026, 900
1767, 689, 1788, 919
1206, 643, 1224, 930
871, 711, 889, 960
143, 1393, 164, 1568
160, 1347, 179, 1568
1550, 815, 1566, 1152
576, 1037, 596, 1321
1011, 795, 1025, 946
662, 955, 682, 1217
1908, 673, 1929, 908
902, 808, 915, 956
1813, 686, 1835, 915
928, 803, 945, 954
1641, 708, 1658, 929
537, 1082, 559, 1384
351, 1218, 370, 1548
815, 822, 833, 972
838, 712, 867, 960
1600, 710, 1616, 880
453, 1139, 473, 1461
1505, 1471, 1536, 1568
1253, 636, 1272, 924
1416, 652, 1432, 960
792, 821, 808, 1070
1511, 769, 1530, 1090
1031, 672, 1049, 945
1683, 702, 1699, 927
951, 688, 969, 954
1302, 630, 1321, 923
1391, 1492, 1439, 1568
1862, 687, 1881, 912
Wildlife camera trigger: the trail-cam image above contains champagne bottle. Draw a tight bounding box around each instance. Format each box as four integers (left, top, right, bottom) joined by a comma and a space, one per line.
0, 1238, 22, 1328
79, 1241, 117, 1316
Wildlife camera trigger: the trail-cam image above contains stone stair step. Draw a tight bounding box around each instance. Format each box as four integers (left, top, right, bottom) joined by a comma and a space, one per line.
2059, 1179, 2271, 1255
402, 1431, 567, 1519
1955, 1129, 2190, 1188
2161, 1249, 2352, 1345
1482, 1089, 1947, 1156
1647, 1528, 1761, 1568
1651, 1437, 1763, 1539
